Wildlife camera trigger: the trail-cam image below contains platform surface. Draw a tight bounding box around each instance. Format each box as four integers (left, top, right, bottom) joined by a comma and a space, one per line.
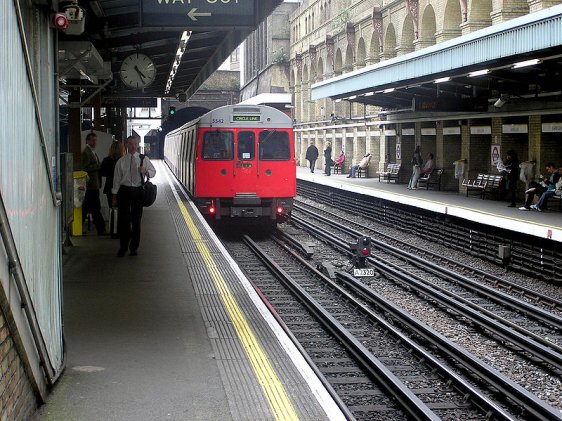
33, 162, 342, 421
298, 166, 562, 242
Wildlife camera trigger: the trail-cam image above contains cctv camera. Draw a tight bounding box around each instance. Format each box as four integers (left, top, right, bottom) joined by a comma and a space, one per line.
494, 94, 509, 108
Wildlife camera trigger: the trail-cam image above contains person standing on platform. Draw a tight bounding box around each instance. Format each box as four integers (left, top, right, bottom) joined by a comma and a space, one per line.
324, 141, 332, 176
100, 141, 125, 208
503, 150, 519, 207
81, 133, 106, 235
407, 146, 423, 190
112, 136, 156, 257
305, 140, 319, 173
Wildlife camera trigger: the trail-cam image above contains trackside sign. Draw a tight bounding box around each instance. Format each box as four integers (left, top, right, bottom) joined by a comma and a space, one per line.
141, 0, 256, 28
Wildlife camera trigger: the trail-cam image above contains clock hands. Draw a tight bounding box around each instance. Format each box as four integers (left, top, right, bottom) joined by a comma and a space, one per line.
134, 65, 146, 81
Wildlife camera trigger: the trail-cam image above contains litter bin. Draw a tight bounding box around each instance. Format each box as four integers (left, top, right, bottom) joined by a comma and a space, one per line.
71, 171, 89, 236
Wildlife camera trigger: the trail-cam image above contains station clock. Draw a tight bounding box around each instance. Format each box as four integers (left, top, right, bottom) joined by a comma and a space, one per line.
120, 53, 156, 89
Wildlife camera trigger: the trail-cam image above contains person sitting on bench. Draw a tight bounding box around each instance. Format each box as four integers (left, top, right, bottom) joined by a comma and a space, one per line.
347, 153, 371, 178
519, 163, 559, 211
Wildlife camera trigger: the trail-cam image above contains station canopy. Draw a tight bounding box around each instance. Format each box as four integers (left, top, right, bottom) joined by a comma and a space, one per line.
311, 5, 562, 119
58, 0, 283, 106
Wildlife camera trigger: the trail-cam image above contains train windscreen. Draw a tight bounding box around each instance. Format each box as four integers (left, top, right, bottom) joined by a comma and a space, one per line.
259, 130, 290, 161
202, 130, 234, 160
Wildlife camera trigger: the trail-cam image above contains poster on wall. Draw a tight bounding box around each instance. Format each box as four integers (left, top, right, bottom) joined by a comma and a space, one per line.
491, 144, 501, 167
396, 143, 401, 160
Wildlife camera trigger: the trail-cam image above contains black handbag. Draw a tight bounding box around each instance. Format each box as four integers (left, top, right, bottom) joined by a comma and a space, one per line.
140, 155, 157, 207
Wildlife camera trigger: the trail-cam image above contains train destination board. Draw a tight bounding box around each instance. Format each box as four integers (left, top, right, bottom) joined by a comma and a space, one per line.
233, 115, 260, 122
141, 0, 256, 28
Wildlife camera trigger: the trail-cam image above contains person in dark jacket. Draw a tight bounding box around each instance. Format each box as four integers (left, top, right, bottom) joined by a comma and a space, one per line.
81, 132, 106, 235
100, 141, 125, 208
504, 150, 519, 207
407, 145, 423, 189
324, 141, 332, 176
305, 140, 319, 173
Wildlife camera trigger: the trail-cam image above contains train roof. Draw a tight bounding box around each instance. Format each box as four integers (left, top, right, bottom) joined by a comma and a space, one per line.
167, 104, 292, 137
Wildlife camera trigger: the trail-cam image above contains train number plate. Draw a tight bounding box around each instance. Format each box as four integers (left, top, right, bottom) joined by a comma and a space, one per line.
353, 268, 374, 277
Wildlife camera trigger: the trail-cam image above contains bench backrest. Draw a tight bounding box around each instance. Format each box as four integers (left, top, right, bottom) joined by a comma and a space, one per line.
420, 168, 443, 181
388, 163, 400, 173
474, 173, 502, 188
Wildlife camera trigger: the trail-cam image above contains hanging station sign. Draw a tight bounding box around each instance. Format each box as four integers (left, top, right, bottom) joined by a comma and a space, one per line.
141, 0, 257, 28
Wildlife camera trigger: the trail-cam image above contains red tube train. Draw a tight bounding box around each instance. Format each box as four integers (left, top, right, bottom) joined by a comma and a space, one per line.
164, 104, 296, 226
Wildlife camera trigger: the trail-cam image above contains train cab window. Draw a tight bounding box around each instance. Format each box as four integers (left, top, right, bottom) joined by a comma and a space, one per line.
259, 130, 290, 161
202, 130, 234, 160
237, 131, 255, 160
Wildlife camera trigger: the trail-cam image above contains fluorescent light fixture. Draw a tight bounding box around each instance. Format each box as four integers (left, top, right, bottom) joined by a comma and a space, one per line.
469, 69, 489, 77
335, 98, 342, 103
512, 58, 540, 68
348, 95, 357, 100
364, 92, 374, 96
382, 88, 395, 93
434, 77, 450, 83
165, 31, 192, 94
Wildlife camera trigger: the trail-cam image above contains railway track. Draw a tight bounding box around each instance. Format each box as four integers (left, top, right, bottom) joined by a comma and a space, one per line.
221, 231, 561, 420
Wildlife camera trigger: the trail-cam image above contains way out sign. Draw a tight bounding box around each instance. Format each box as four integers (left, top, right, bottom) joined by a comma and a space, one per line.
142, 0, 257, 28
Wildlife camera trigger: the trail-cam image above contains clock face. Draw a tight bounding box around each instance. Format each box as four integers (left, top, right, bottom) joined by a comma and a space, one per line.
120, 53, 156, 89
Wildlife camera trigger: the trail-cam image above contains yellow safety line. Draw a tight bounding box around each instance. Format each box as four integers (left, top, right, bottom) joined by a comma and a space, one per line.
174, 194, 299, 420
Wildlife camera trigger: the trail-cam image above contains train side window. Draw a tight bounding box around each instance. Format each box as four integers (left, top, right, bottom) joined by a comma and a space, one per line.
202, 130, 234, 160
259, 130, 290, 161
237, 131, 255, 160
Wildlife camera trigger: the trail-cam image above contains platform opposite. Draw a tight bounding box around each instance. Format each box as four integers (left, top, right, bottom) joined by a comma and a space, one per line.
297, 166, 562, 242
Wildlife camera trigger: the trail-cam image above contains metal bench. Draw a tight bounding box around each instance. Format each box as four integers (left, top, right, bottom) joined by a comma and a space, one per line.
417, 169, 443, 190
378, 163, 401, 183
462, 173, 503, 199
357, 162, 370, 178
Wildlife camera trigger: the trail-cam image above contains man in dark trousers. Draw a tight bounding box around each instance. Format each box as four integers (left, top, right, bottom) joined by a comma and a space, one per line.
305, 140, 319, 173
112, 136, 156, 257
81, 132, 106, 235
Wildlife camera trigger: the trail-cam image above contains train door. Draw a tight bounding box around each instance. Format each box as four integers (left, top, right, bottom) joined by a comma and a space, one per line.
196, 129, 234, 197
235, 130, 257, 193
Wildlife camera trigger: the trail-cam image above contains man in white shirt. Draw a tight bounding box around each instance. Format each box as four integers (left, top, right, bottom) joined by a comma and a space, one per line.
112, 136, 156, 257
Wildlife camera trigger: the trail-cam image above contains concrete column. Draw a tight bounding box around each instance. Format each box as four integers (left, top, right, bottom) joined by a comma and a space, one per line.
69, 90, 82, 170
528, 115, 542, 165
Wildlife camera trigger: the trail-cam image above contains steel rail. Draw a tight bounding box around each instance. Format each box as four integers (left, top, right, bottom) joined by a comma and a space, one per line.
291, 214, 562, 369
270, 236, 519, 421
294, 204, 562, 337
242, 235, 441, 421
295, 192, 562, 309
295, 201, 562, 322
336, 271, 562, 421
251, 284, 356, 421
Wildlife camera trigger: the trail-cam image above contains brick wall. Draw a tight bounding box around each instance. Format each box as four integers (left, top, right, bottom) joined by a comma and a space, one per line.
0, 310, 37, 421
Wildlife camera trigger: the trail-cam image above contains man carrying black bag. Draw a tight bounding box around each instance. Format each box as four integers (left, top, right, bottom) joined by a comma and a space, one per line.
112, 136, 156, 257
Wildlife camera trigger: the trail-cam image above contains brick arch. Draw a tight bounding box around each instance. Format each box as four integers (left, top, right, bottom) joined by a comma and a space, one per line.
400, 14, 416, 54
345, 44, 354, 71
369, 31, 381, 63
317, 57, 324, 81
334, 48, 343, 75
443, 0, 462, 32
420, 4, 436, 46
467, 0, 492, 26
356, 37, 366, 68
384, 23, 397, 58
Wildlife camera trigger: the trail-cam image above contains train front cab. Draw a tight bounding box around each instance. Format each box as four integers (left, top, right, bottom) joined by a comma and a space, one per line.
194, 124, 295, 226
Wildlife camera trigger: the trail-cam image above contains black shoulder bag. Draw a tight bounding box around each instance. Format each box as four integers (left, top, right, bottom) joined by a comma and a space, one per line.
139, 154, 157, 207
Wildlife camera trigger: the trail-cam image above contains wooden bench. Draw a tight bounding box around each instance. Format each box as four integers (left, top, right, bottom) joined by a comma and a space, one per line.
357, 162, 369, 178
378, 163, 401, 183
462, 173, 503, 199
417, 169, 443, 190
